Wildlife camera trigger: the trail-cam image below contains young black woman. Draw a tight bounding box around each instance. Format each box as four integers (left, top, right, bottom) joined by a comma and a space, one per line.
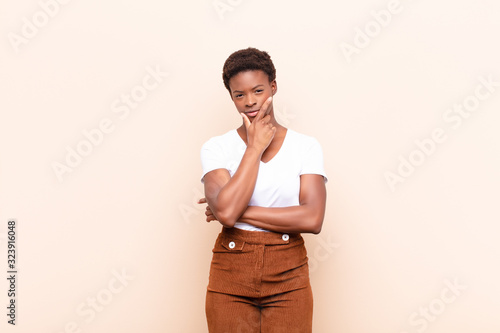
198, 47, 327, 332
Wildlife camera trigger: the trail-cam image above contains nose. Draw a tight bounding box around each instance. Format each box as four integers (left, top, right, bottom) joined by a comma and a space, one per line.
245, 96, 256, 108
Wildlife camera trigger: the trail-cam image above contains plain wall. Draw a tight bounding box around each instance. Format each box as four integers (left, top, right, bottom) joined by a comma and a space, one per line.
1, 0, 499, 332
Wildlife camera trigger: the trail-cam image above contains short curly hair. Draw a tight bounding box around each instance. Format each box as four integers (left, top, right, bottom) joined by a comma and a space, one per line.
222, 47, 276, 93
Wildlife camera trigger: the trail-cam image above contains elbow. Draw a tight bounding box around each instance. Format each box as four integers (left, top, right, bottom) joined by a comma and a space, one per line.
214, 209, 237, 228
219, 219, 236, 229
308, 215, 324, 235
310, 222, 322, 235
311, 226, 322, 235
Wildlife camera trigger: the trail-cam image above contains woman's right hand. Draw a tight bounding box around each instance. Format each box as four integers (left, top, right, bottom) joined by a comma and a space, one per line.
241, 96, 276, 153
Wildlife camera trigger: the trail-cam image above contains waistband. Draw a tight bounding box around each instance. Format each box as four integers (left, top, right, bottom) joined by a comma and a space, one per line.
220, 226, 302, 245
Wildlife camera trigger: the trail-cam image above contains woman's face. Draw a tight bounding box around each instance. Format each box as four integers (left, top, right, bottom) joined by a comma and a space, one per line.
228, 70, 277, 122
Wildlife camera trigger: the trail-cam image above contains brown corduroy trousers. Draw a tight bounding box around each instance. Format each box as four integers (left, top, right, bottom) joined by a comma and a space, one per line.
205, 226, 313, 333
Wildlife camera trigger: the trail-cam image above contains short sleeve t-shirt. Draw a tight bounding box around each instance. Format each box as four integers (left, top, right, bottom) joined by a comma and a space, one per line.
200, 128, 328, 232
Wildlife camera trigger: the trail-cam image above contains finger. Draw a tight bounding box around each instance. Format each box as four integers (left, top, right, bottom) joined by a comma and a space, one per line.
255, 96, 273, 122
269, 125, 276, 135
256, 96, 272, 121
197, 197, 207, 204
261, 114, 271, 124
241, 111, 251, 129
263, 96, 273, 117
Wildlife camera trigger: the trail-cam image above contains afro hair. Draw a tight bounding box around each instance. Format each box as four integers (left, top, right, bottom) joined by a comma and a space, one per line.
222, 47, 276, 93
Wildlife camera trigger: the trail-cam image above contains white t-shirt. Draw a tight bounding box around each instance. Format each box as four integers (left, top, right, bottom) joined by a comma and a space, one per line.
200, 128, 328, 232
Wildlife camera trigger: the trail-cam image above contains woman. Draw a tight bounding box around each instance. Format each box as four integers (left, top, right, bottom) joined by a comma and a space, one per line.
198, 47, 328, 332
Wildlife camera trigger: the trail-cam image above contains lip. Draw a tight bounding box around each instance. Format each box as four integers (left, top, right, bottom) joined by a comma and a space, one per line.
245, 109, 260, 117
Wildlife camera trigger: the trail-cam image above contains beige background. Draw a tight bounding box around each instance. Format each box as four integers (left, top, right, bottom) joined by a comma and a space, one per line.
1, 0, 499, 332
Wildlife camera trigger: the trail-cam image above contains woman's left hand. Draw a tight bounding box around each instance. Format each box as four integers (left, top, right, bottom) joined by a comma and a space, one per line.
198, 197, 217, 222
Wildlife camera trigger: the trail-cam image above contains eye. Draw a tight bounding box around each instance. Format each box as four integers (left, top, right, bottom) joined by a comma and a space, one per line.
235, 94, 243, 98
255, 89, 263, 93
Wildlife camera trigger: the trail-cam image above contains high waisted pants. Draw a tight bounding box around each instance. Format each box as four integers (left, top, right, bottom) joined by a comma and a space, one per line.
205, 226, 313, 333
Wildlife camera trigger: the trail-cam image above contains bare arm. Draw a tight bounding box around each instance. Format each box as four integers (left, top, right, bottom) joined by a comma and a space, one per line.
202, 97, 275, 228
237, 174, 326, 234
201, 174, 326, 234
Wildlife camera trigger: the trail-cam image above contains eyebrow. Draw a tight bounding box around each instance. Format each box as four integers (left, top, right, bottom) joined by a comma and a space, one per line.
232, 84, 264, 94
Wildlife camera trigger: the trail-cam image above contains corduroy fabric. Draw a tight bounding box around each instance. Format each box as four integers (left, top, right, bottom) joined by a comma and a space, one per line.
205, 226, 313, 332
206, 285, 313, 333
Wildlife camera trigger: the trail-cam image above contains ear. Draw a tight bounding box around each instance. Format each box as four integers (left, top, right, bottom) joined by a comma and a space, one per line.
271, 80, 277, 95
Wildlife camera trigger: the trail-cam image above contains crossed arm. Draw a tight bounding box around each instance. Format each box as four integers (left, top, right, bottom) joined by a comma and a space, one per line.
199, 170, 326, 234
